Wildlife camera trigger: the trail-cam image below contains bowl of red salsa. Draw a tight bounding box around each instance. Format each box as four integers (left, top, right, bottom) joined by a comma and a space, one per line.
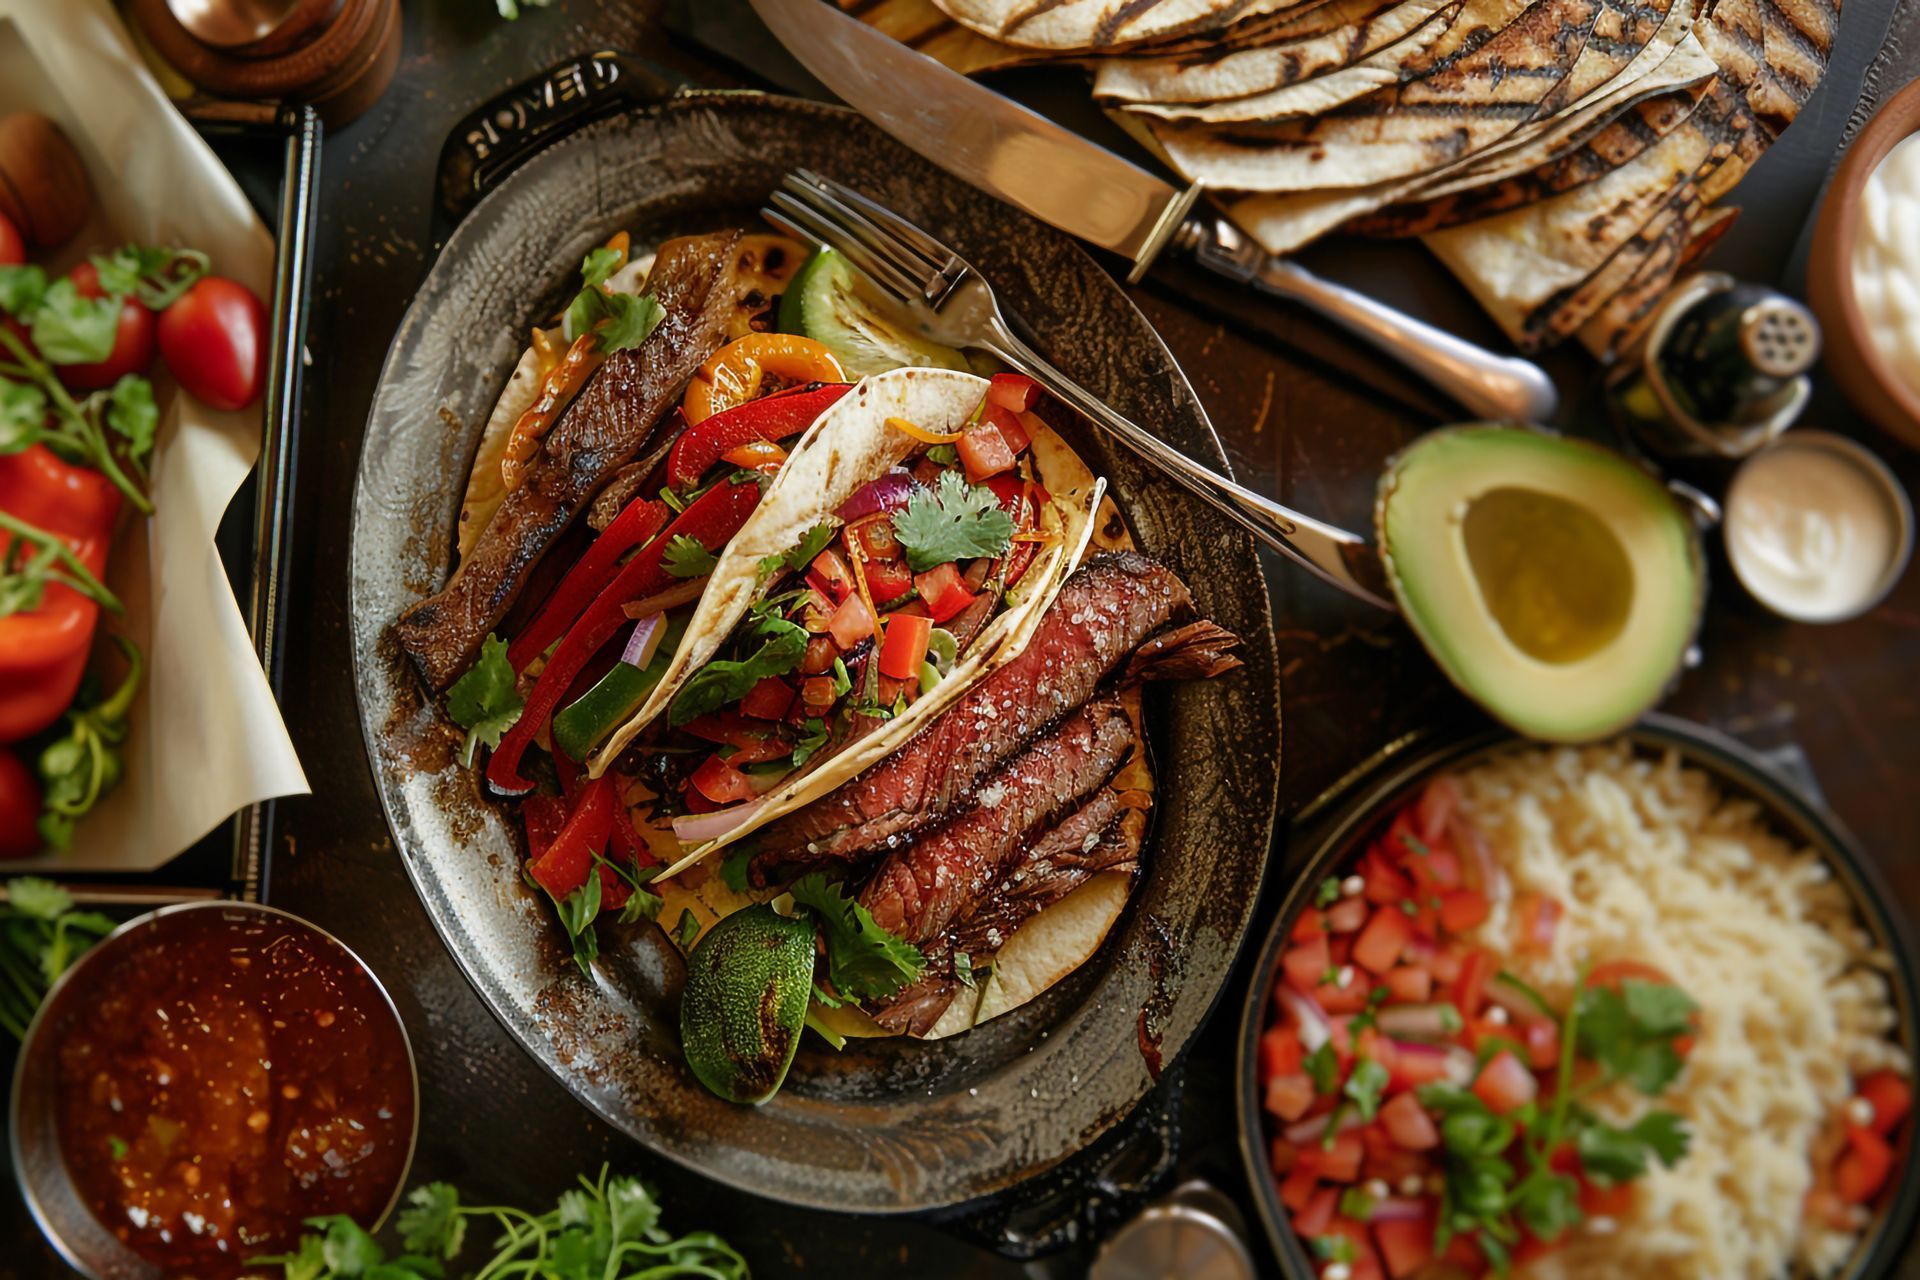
1237, 719, 1918, 1280
10, 902, 418, 1279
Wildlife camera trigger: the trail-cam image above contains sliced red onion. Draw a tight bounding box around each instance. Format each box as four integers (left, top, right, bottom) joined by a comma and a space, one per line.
1450, 811, 1506, 898
621, 613, 666, 668
1274, 985, 1333, 1052
1285, 1106, 1366, 1145
1377, 1003, 1463, 1040
1368, 1196, 1430, 1224
1486, 973, 1553, 1021
671, 798, 766, 845
834, 467, 916, 521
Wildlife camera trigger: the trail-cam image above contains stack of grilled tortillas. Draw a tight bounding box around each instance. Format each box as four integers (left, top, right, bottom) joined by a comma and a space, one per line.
846, 0, 1838, 357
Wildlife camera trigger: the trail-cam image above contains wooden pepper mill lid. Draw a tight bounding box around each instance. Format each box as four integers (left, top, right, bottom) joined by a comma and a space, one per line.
129, 0, 402, 128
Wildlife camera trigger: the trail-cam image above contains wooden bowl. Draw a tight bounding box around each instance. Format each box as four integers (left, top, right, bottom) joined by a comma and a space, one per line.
1808, 77, 1920, 450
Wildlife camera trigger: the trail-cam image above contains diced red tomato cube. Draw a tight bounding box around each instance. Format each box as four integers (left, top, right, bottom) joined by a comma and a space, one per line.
878, 611, 933, 680
1293, 910, 1327, 943
1363, 851, 1415, 906
1522, 1017, 1561, 1070
1450, 949, 1490, 1019
1261, 1025, 1305, 1079
1424, 847, 1463, 890
915, 561, 977, 623
1387, 1046, 1454, 1094
690, 754, 755, 805
1416, 777, 1458, 845
1375, 1215, 1435, 1278
826, 591, 876, 649
865, 556, 914, 603
1293, 1186, 1339, 1240
1439, 888, 1490, 933
1283, 934, 1332, 994
957, 422, 1017, 481
1267, 1072, 1317, 1123
1270, 1137, 1301, 1174
1859, 1071, 1913, 1135
1304, 1131, 1365, 1183
1379, 1092, 1441, 1151
1317, 977, 1374, 1015
1278, 1162, 1320, 1212
809, 547, 855, 602
1472, 1050, 1537, 1115
986, 372, 1039, 414
1430, 946, 1466, 984
740, 677, 794, 721
1580, 1176, 1636, 1218
1384, 966, 1432, 1003
1515, 893, 1563, 952
1354, 906, 1413, 975
1837, 1126, 1895, 1203
1327, 896, 1369, 933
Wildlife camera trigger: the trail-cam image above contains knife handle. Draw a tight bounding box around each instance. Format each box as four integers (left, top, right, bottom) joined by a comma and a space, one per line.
1179, 218, 1560, 423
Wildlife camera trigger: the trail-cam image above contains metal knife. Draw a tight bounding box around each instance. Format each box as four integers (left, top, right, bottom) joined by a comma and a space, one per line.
746, 0, 1559, 423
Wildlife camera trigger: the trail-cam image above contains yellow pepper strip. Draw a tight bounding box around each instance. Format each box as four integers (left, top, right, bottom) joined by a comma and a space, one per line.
720, 439, 788, 470
884, 416, 965, 446
684, 333, 845, 424
502, 333, 602, 491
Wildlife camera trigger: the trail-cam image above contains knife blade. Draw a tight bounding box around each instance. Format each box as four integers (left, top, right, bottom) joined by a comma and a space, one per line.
745, 0, 1560, 422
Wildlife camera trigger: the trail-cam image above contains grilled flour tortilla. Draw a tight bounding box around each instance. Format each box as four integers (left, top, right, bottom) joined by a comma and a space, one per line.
935, 0, 1322, 51
592, 368, 1105, 868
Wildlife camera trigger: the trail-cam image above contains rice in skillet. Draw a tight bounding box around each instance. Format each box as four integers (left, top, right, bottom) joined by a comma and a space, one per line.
1450, 743, 1906, 1279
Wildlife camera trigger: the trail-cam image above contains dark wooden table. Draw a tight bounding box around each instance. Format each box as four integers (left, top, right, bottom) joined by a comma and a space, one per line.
11, 0, 1920, 1274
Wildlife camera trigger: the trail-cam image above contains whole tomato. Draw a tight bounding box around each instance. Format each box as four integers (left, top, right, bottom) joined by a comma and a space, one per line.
56, 261, 156, 392
0, 212, 22, 267
158, 276, 266, 412
0, 748, 41, 858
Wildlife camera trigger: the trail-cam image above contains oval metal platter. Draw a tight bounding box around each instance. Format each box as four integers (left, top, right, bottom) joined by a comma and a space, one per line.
349, 92, 1281, 1213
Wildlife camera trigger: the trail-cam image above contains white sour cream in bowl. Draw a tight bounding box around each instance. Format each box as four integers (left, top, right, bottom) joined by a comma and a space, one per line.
1852, 132, 1920, 400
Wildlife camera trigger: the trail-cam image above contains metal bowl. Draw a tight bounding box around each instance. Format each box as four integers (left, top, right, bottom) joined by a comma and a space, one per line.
1235, 715, 1920, 1277
10, 901, 420, 1280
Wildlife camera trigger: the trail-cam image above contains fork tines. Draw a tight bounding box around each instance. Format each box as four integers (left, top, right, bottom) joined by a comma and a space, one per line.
763, 171, 970, 311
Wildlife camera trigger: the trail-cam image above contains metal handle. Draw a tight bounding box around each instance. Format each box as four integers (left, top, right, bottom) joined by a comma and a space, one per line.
1183, 218, 1560, 424
983, 324, 1395, 610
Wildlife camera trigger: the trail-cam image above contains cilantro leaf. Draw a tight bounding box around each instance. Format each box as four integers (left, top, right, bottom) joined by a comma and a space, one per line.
789, 872, 925, 1001
0, 264, 46, 317
1578, 1110, 1690, 1182
1576, 980, 1696, 1096
1304, 1040, 1339, 1095
396, 1182, 466, 1259
1622, 979, 1699, 1038
668, 616, 808, 727
444, 635, 523, 768
0, 378, 46, 453
90, 246, 208, 310
616, 882, 662, 925
8, 876, 72, 921
1338, 1187, 1375, 1220
106, 376, 157, 464
783, 522, 838, 573
662, 534, 718, 579
1344, 1056, 1390, 1121
790, 717, 830, 768
317, 1215, 387, 1274
1630, 1109, 1691, 1168
580, 246, 623, 290
1315, 877, 1341, 908
29, 278, 121, 365
553, 875, 602, 978
890, 470, 1015, 572
1311, 1235, 1358, 1264
1514, 1171, 1583, 1241
673, 909, 702, 952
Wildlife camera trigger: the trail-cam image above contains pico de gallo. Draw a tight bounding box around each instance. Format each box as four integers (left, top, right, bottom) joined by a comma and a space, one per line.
437, 233, 1054, 973
0, 199, 265, 856
1261, 777, 1701, 1278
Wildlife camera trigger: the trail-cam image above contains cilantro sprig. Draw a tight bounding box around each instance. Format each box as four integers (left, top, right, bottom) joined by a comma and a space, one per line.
890, 470, 1014, 572
668, 615, 808, 728
444, 635, 524, 768
250, 1165, 747, 1279
0, 877, 117, 1041
789, 872, 925, 1002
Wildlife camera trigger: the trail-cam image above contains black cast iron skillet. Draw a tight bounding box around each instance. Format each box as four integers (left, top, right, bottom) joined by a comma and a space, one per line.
349, 63, 1281, 1225
1236, 714, 1920, 1278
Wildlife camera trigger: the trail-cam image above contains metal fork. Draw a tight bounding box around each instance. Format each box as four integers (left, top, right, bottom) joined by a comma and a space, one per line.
765, 170, 1395, 610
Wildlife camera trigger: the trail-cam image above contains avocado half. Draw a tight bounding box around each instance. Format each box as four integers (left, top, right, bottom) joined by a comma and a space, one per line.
1376, 425, 1704, 744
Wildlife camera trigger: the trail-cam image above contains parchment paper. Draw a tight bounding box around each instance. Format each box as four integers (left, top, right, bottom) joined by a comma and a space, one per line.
0, 0, 308, 871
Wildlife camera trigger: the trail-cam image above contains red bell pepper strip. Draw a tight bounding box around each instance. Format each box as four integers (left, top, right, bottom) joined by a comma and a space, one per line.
508, 497, 670, 672
487, 479, 763, 794
528, 773, 615, 900
0, 445, 122, 744
522, 794, 568, 860
608, 785, 657, 869
664, 382, 852, 491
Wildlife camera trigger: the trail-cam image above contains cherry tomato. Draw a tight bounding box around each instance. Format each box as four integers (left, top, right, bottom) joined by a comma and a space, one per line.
157, 276, 267, 411
57, 262, 156, 392
0, 748, 41, 858
0, 212, 23, 267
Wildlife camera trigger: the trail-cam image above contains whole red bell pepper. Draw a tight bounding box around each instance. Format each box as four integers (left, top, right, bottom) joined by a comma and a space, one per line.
508, 497, 670, 672
663, 382, 851, 491
487, 479, 763, 794
0, 445, 122, 744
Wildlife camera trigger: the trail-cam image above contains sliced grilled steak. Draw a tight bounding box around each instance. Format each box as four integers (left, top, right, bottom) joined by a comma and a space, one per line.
860, 696, 1136, 946
751, 550, 1206, 884
868, 803, 1148, 1036
395, 231, 743, 689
